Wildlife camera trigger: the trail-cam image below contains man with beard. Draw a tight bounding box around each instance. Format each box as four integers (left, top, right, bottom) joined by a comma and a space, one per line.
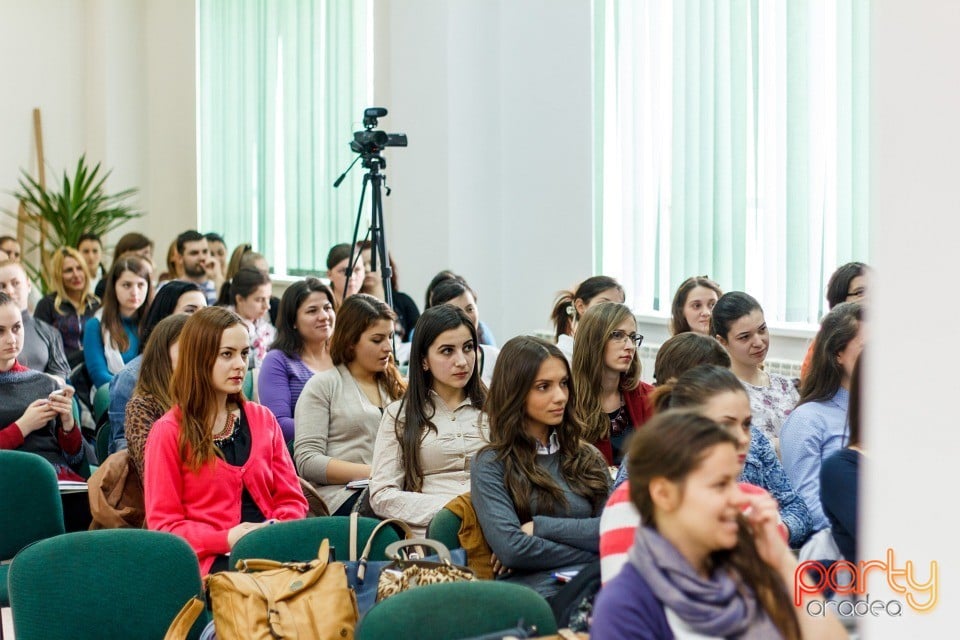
175, 230, 218, 305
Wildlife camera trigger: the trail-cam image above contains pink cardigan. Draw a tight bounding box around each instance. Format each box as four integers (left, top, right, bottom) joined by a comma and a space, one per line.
144, 402, 308, 574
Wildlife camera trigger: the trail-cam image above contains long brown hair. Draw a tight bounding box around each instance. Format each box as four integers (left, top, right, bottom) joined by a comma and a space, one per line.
571, 302, 642, 443
330, 294, 406, 401
799, 301, 863, 406
134, 314, 188, 409
170, 307, 246, 471
101, 256, 153, 353
483, 336, 610, 522
627, 411, 801, 640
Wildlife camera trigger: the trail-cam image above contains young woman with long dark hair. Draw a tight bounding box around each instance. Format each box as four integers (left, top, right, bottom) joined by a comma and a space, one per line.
369, 305, 488, 534
712, 291, 798, 453
143, 307, 307, 575
219, 267, 275, 369
592, 411, 845, 639
781, 301, 864, 533
471, 336, 611, 597
124, 314, 189, 479
294, 294, 407, 515
258, 278, 337, 442
83, 256, 153, 387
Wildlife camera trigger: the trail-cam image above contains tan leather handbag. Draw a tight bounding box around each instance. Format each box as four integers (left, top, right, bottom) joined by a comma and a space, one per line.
164, 539, 358, 640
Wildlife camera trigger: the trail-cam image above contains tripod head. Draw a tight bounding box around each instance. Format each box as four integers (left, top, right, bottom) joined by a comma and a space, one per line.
350, 107, 408, 171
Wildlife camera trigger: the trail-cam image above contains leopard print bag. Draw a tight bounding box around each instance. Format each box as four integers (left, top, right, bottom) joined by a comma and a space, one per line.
375, 538, 476, 603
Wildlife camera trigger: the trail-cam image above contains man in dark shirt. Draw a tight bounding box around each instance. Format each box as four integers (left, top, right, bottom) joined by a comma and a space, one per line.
0, 260, 71, 382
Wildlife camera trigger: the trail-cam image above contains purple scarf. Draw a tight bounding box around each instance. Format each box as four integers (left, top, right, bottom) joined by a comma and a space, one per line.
628, 526, 782, 639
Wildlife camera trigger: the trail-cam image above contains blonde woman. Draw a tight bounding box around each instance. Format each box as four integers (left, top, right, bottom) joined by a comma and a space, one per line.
35, 247, 100, 366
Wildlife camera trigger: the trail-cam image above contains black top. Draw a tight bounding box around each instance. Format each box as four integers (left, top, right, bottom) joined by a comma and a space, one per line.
606, 403, 634, 466
391, 291, 421, 343
216, 407, 266, 523
820, 447, 859, 563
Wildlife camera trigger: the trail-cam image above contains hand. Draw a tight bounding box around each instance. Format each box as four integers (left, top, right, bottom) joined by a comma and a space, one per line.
204, 257, 223, 282
17, 399, 57, 437
227, 522, 266, 549
520, 521, 534, 536
489, 552, 510, 577
742, 492, 792, 571
48, 387, 76, 431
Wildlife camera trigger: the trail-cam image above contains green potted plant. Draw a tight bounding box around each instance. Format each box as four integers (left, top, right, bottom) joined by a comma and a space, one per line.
4, 154, 143, 291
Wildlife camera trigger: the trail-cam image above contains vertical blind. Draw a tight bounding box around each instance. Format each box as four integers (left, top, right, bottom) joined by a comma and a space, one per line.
594, 0, 869, 324
198, 0, 371, 275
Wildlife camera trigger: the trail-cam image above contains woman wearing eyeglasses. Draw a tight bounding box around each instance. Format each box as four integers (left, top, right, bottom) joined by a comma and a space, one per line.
571, 302, 654, 466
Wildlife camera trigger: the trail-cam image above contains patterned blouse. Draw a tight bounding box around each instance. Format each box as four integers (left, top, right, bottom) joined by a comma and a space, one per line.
742, 372, 800, 450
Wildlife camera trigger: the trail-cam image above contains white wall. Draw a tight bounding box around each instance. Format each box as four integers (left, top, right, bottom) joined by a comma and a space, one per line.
376, 0, 595, 341
865, 1, 960, 635
0, 0, 196, 265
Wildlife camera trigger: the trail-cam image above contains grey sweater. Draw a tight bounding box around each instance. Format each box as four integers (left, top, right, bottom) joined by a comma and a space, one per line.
20, 312, 71, 380
471, 447, 609, 594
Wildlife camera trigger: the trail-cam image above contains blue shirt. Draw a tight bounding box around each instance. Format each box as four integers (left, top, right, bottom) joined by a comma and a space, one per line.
107, 355, 142, 453
82, 315, 141, 388
780, 387, 850, 532
740, 427, 813, 547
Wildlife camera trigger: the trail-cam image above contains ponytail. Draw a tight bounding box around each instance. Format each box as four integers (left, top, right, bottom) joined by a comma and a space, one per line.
550, 291, 575, 341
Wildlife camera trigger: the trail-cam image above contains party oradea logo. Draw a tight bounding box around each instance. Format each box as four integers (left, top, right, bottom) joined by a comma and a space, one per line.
795, 548, 938, 617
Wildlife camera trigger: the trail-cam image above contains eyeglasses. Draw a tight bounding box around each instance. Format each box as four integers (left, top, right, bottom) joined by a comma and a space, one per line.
609, 330, 643, 347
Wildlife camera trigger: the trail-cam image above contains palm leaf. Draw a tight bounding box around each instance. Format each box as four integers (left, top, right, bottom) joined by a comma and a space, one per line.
3, 154, 144, 291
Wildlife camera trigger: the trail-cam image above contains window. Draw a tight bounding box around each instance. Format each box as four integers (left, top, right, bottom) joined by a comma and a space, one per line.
594, 0, 869, 324
197, 0, 372, 275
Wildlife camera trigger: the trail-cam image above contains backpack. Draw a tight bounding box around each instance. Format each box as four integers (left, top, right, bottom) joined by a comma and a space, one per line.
164, 539, 359, 640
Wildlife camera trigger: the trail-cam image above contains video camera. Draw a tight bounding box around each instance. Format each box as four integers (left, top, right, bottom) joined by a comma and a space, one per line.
351, 107, 408, 156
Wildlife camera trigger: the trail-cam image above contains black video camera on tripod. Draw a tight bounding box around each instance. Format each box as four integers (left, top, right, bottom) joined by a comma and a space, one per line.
333, 108, 407, 343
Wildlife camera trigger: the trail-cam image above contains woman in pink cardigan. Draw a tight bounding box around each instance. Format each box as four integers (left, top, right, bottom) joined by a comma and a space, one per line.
144, 306, 307, 575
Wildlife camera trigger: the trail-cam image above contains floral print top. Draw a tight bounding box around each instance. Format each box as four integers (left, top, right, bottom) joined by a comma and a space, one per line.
742, 372, 799, 451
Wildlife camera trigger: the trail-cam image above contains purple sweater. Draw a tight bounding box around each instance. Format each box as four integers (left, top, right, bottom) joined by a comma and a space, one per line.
592, 563, 673, 639
257, 349, 316, 442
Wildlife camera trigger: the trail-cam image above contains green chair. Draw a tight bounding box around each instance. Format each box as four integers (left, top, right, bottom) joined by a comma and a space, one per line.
0, 451, 65, 615
427, 507, 463, 551
242, 369, 254, 399
356, 581, 558, 640
231, 516, 402, 565
93, 384, 111, 426
95, 421, 112, 465
7, 529, 209, 640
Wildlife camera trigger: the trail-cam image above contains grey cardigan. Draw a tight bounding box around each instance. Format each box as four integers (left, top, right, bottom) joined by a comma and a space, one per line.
294, 363, 390, 513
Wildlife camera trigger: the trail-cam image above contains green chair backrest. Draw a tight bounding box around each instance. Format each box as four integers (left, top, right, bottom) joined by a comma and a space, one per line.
93, 384, 111, 424
356, 581, 558, 640
426, 507, 463, 551
8, 529, 209, 640
231, 516, 402, 564
0, 451, 65, 561
242, 369, 254, 399
95, 421, 112, 464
